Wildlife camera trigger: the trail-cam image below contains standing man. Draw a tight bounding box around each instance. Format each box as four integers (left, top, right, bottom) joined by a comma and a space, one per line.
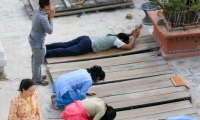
29, 0, 55, 86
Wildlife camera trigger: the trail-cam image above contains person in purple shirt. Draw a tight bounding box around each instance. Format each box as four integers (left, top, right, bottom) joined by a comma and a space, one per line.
51, 65, 105, 110
28, 0, 55, 86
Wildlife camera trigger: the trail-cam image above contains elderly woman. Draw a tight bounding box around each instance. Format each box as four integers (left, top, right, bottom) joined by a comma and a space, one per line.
51, 65, 105, 110
8, 79, 42, 120
60, 97, 116, 120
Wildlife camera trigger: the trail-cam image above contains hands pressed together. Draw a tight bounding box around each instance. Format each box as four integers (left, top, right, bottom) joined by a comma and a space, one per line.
48, 9, 55, 19
86, 91, 97, 96
131, 28, 140, 38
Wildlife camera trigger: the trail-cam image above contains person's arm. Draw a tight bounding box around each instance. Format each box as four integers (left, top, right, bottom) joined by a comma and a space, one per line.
125, 24, 142, 37
79, 81, 93, 100
120, 29, 140, 50
41, 9, 55, 35
125, 29, 135, 36
93, 109, 105, 120
41, 17, 53, 34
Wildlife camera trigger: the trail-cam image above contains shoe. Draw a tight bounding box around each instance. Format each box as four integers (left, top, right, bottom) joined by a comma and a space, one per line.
51, 97, 60, 110
34, 80, 49, 86
42, 75, 47, 80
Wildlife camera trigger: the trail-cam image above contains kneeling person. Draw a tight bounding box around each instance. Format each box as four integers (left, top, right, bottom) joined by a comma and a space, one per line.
60, 97, 116, 120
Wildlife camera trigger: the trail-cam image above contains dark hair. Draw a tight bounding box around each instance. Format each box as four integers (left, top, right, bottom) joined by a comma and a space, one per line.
39, 0, 50, 8
87, 65, 105, 82
18, 79, 35, 92
100, 105, 116, 120
117, 33, 129, 44
107, 33, 129, 44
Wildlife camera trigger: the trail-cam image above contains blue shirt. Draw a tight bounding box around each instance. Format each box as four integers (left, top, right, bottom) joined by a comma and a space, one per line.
52, 69, 93, 101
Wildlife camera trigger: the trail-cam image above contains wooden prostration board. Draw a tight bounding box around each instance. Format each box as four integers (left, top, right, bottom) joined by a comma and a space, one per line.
46, 31, 159, 64
88, 74, 191, 109
22, 0, 134, 17
46, 74, 199, 120
116, 100, 200, 120
47, 52, 171, 82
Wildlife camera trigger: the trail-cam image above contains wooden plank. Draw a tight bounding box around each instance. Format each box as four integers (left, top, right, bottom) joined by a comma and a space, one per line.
49, 58, 167, 75
91, 81, 174, 97
105, 65, 170, 82
89, 74, 174, 92
23, 0, 134, 17
28, 0, 37, 10
120, 108, 199, 120
54, 2, 134, 17
101, 86, 188, 103
46, 37, 159, 64
22, 0, 33, 17
99, 59, 167, 73
51, 65, 171, 82
62, 0, 71, 8
116, 101, 193, 119
47, 51, 161, 73
108, 91, 190, 110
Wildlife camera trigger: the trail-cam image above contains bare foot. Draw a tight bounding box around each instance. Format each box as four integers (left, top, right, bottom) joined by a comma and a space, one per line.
77, 0, 85, 5
135, 24, 142, 29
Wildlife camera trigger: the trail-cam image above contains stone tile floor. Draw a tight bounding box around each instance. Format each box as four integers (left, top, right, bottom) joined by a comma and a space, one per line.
0, 0, 199, 119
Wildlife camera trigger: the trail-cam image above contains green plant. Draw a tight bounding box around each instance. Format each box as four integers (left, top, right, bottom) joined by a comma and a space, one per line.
149, 0, 200, 28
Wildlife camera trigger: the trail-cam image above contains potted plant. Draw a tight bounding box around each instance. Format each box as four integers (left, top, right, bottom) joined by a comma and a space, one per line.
147, 0, 200, 59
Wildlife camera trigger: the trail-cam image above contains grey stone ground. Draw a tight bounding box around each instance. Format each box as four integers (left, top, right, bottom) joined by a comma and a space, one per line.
0, 0, 200, 119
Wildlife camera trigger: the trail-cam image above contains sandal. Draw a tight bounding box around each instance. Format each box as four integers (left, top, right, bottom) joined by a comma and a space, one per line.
34, 80, 49, 86
42, 75, 47, 80
51, 97, 60, 110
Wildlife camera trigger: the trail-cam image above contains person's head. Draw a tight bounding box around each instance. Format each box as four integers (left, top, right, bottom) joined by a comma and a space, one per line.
87, 65, 105, 83
39, 0, 52, 10
117, 33, 129, 44
100, 105, 116, 120
18, 79, 35, 97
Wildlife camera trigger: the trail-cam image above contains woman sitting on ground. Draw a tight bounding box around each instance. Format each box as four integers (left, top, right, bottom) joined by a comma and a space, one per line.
51, 65, 105, 110
60, 97, 116, 120
8, 79, 42, 120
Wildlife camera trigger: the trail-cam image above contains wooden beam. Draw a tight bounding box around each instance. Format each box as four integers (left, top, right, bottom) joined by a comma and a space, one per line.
28, 0, 37, 10
116, 101, 194, 119
62, 0, 71, 8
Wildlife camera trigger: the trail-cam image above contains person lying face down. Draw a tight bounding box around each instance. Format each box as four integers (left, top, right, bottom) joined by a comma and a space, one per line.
45, 24, 142, 58
51, 65, 105, 110
60, 97, 117, 120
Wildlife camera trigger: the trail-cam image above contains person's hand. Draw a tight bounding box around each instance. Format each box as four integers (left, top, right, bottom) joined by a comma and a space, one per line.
131, 29, 135, 36
132, 29, 140, 38
86, 91, 97, 96
131, 24, 142, 35
48, 9, 55, 19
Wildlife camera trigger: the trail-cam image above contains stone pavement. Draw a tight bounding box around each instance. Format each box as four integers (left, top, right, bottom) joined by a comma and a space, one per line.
0, 0, 200, 119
